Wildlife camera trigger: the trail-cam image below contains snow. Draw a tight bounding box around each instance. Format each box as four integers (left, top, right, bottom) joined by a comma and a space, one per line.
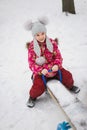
47, 80, 87, 129
0, 0, 87, 130
47, 80, 76, 107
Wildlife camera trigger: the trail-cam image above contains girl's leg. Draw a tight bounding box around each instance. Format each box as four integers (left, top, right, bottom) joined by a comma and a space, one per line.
59, 68, 74, 89
29, 75, 46, 99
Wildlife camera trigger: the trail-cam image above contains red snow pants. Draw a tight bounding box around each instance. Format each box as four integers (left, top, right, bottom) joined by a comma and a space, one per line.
29, 68, 74, 98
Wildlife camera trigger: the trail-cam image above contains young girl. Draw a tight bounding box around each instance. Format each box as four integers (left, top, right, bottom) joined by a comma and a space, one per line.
26, 18, 80, 108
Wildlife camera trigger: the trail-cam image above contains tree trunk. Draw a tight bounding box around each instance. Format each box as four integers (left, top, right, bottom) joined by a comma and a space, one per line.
62, 0, 76, 14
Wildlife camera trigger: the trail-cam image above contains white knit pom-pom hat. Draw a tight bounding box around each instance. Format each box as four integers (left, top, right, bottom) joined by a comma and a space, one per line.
25, 17, 53, 57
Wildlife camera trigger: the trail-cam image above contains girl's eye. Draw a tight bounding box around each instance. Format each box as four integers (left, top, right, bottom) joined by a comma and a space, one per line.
42, 33, 45, 35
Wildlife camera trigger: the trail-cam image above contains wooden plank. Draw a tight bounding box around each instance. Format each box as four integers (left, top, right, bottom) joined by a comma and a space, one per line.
47, 87, 76, 130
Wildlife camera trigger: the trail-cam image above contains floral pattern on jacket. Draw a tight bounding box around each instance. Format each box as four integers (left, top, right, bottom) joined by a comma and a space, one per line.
28, 38, 63, 76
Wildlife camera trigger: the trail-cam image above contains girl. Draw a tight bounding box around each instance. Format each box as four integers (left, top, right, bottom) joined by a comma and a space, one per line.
26, 18, 80, 108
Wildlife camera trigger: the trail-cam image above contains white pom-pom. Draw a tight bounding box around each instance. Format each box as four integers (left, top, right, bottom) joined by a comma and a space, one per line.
24, 20, 33, 31
38, 16, 49, 25
36, 56, 46, 66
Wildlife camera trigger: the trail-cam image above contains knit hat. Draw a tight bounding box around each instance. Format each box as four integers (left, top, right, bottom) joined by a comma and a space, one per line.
31, 21, 47, 36
25, 17, 48, 36
25, 17, 53, 65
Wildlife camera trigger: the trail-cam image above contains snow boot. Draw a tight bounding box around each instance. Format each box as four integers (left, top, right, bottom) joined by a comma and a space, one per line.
70, 86, 80, 94
27, 97, 36, 108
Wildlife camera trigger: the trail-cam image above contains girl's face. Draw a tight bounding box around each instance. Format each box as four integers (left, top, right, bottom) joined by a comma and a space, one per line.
35, 32, 46, 43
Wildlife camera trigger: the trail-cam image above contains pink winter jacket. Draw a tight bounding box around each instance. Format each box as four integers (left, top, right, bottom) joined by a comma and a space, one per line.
28, 38, 63, 77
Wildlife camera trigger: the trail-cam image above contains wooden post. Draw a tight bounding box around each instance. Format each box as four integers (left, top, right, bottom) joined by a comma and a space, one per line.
62, 0, 76, 14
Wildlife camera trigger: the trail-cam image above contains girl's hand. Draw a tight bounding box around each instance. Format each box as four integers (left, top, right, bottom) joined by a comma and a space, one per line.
52, 65, 58, 72
41, 69, 48, 75
47, 71, 54, 77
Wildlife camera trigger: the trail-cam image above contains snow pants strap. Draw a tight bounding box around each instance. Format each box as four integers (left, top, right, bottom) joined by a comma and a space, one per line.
42, 69, 62, 87
42, 74, 47, 87
57, 69, 62, 83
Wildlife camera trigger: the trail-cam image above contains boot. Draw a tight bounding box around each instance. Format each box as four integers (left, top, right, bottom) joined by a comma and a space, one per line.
70, 86, 80, 94
27, 97, 36, 108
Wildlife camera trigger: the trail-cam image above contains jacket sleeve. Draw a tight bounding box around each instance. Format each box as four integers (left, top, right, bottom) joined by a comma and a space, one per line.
28, 43, 43, 74
42, 39, 63, 70
52, 39, 63, 68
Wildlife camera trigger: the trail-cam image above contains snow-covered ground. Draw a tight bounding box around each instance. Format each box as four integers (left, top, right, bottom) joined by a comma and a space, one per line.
0, 0, 87, 130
